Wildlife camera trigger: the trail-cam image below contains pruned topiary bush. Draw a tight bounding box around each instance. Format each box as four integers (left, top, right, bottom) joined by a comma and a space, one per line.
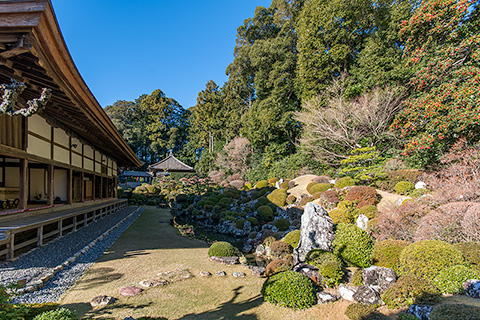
358, 205, 378, 219
371, 239, 408, 273
328, 200, 358, 224
351, 268, 364, 286
381, 274, 441, 309
261, 271, 317, 309
335, 176, 356, 189
274, 218, 290, 231
208, 241, 237, 257
270, 240, 293, 259
345, 186, 379, 208
265, 259, 293, 276
286, 194, 297, 205
257, 205, 274, 222
247, 216, 259, 227
429, 304, 480, 320
254, 197, 270, 209
398, 240, 465, 280
255, 180, 268, 189
305, 249, 341, 266
299, 196, 314, 206
318, 189, 341, 209
283, 230, 300, 248
317, 260, 343, 287
333, 223, 373, 268
235, 218, 246, 229
454, 241, 480, 268
306, 182, 331, 195
344, 303, 388, 320
393, 181, 415, 195
267, 188, 288, 207
433, 265, 480, 294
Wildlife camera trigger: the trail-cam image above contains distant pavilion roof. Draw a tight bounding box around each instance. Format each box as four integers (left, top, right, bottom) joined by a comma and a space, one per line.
148, 154, 195, 173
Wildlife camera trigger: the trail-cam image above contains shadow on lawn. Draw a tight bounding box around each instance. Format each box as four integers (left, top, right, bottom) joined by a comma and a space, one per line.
73, 267, 123, 290
178, 286, 262, 320
63, 301, 154, 319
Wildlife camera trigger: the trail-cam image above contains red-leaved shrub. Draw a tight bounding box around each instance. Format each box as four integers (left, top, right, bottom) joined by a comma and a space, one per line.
372, 201, 430, 241
345, 186, 379, 207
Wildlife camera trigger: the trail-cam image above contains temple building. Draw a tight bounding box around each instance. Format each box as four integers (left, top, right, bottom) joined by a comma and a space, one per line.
0, 0, 142, 260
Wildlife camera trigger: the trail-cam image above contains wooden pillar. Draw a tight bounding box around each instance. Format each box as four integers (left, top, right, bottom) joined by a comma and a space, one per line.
92, 175, 96, 200
80, 171, 84, 202
100, 176, 103, 199
37, 225, 43, 246
6, 232, 15, 260
114, 177, 118, 198
46, 164, 54, 206
66, 169, 72, 204
19, 159, 27, 210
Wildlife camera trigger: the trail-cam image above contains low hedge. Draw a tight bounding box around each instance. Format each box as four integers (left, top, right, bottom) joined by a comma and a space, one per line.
207, 241, 237, 257
33, 308, 75, 320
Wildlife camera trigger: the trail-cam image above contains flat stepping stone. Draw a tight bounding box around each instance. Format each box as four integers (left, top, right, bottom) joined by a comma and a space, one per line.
157, 268, 194, 283
119, 286, 143, 296
199, 271, 212, 277
233, 272, 246, 278
90, 295, 115, 307
215, 271, 227, 277
138, 279, 169, 288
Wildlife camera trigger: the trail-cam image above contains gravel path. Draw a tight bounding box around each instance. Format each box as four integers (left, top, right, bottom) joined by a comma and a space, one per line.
0, 206, 145, 303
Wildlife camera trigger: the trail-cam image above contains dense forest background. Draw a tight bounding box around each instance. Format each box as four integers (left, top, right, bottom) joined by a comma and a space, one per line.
105, 0, 480, 181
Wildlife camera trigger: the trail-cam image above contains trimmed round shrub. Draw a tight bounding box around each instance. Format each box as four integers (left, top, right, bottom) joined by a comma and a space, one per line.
274, 218, 290, 231
265, 259, 293, 276
306, 182, 331, 195
260, 229, 275, 242
371, 239, 408, 273
346, 186, 379, 208
236, 218, 246, 229
318, 189, 341, 209
299, 196, 314, 206
430, 304, 480, 320
393, 181, 415, 195
358, 205, 378, 219
433, 265, 480, 294
313, 175, 332, 184
33, 308, 76, 320
318, 260, 343, 287
305, 249, 342, 266
247, 216, 259, 226
255, 180, 268, 189
261, 271, 317, 309
146, 199, 156, 206
283, 230, 300, 248
333, 223, 373, 268
409, 188, 430, 198
254, 197, 270, 209
219, 197, 233, 206
208, 241, 237, 257
335, 177, 356, 189
288, 180, 296, 189
381, 274, 441, 309
175, 194, 188, 203
280, 182, 289, 189
270, 240, 293, 259
286, 194, 297, 205
248, 231, 257, 239
267, 188, 288, 207
398, 240, 465, 280
263, 236, 276, 247
454, 241, 480, 268
329, 200, 357, 224
345, 303, 387, 320
268, 177, 279, 185
257, 205, 274, 222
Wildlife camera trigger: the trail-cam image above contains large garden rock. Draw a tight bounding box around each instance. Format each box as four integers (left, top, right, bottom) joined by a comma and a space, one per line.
294, 263, 321, 285
209, 256, 239, 265
463, 279, 480, 298
293, 202, 335, 264
407, 304, 433, 320
338, 284, 358, 301
352, 285, 382, 305
362, 266, 397, 293
317, 292, 340, 304
356, 214, 369, 231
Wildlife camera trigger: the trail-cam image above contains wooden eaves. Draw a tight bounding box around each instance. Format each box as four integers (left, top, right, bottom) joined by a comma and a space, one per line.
0, 0, 142, 167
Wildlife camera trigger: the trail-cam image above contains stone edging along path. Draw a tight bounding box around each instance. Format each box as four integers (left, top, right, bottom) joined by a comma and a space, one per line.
16, 206, 144, 295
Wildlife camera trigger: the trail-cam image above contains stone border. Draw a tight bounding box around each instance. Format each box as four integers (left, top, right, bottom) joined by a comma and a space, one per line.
17, 206, 144, 294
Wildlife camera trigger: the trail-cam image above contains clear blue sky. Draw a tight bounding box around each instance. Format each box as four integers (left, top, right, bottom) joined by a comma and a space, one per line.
51, 1, 271, 110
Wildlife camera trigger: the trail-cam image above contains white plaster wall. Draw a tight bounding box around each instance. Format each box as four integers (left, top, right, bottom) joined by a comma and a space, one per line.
84, 158, 93, 171
54, 169, 67, 201
84, 145, 93, 158
72, 153, 82, 168
27, 134, 51, 159
29, 115, 51, 137
29, 168, 46, 200
54, 128, 69, 147
54, 145, 69, 164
